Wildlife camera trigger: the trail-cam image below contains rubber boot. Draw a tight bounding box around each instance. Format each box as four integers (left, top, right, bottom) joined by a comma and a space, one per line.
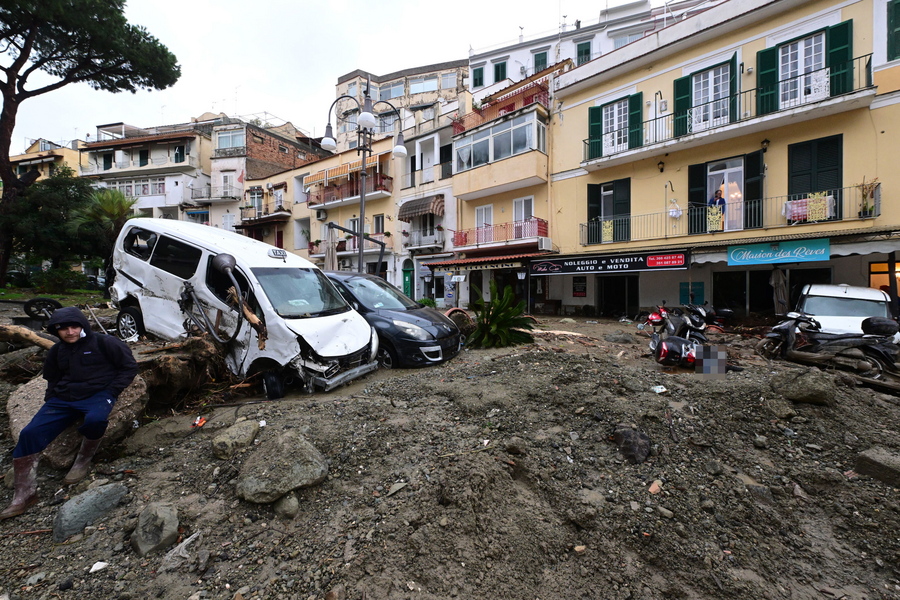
63, 437, 103, 485
0, 454, 40, 520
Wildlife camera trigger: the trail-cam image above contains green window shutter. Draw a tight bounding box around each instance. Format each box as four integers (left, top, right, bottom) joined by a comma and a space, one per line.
673, 75, 691, 137
729, 53, 738, 123
788, 135, 842, 196
473, 67, 483, 88
612, 178, 631, 242
827, 20, 853, 96
588, 106, 603, 160
890, 1, 900, 61
587, 183, 602, 244
756, 47, 778, 115
688, 163, 707, 235
628, 92, 643, 149
743, 150, 764, 229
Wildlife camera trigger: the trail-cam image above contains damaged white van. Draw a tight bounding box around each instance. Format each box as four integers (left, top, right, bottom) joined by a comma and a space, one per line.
110, 219, 378, 399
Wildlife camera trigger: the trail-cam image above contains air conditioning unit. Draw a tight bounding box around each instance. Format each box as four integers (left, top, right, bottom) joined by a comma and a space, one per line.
538, 237, 553, 251
266, 182, 273, 190
316, 209, 328, 221
338, 259, 352, 269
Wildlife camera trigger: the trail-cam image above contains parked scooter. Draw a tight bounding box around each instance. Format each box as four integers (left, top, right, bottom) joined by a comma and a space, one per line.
756, 311, 900, 390
683, 300, 734, 333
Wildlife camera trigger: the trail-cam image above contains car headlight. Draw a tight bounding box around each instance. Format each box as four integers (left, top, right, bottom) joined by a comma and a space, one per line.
392, 319, 432, 341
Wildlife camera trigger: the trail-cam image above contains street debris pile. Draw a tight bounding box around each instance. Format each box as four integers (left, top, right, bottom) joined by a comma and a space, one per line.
1, 313, 900, 600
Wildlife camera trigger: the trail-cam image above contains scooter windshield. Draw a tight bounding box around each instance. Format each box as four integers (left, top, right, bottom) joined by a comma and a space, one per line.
253, 267, 350, 319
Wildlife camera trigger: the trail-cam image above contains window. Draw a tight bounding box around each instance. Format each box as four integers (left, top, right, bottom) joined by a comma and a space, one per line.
373, 214, 384, 234
513, 197, 534, 239
346, 81, 357, 98
577, 41, 592, 65
123, 228, 158, 260
379, 112, 399, 133
476, 205, 493, 243
472, 66, 484, 88
890, 1, 900, 61
103, 154, 112, 170
614, 33, 643, 49
409, 75, 438, 94
787, 135, 843, 223
249, 188, 263, 211
174, 145, 185, 163
454, 112, 545, 173
533, 51, 548, 73
493, 61, 507, 83
688, 151, 764, 234
279, 145, 289, 154
379, 80, 404, 101
441, 72, 456, 89
148, 236, 202, 280
587, 179, 630, 243
586, 93, 643, 159
757, 21, 853, 114
340, 110, 358, 134
217, 129, 245, 149
674, 55, 736, 137
138, 149, 149, 167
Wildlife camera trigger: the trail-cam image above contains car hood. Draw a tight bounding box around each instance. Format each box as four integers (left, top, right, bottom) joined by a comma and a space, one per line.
812, 315, 870, 335
284, 310, 372, 357
373, 306, 459, 337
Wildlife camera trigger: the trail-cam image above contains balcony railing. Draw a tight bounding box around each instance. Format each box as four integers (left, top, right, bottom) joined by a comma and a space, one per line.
190, 185, 243, 200
342, 233, 394, 253
579, 183, 880, 245
582, 55, 873, 162
403, 228, 445, 248
240, 201, 291, 221
309, 174, 393, 206
453, 217, 548, 246
80, 154, 198, 175
453, 81, 550, 134
400, 162, 453, 189
214, 146, 247, 158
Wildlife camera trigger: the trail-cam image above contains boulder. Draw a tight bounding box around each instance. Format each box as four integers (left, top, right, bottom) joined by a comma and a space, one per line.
131, 502, 180, 557
53, 483, 128, 542
8, 375, 149, 470
235, 430, 328, 504
769, 368, 835, 405
211, 419, 260, 459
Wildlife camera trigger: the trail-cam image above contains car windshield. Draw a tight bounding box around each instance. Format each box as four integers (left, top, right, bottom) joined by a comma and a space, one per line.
341, 275, 419, 311
799, 295, 890, 318
252, 267, 350, 318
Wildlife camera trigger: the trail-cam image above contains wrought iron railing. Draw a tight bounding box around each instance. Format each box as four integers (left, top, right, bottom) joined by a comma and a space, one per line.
309, 174, 393, 206
240, 201, 291, 221
404, 228, 445, 247
582, 55, 873, 161
190, 185, 242, 200
452, 217, 548, 246
579, 183, 880, 245
453, 82, 550, 134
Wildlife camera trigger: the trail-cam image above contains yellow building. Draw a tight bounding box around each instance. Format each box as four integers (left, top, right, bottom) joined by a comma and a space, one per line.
537, 0, 900, 318
9, 138, 86, 182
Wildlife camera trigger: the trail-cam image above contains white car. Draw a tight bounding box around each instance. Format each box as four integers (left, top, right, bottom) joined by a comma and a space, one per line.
795, 284, 897, 336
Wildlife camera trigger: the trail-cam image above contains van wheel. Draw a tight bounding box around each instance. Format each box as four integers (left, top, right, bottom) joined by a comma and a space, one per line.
377, 343, 399, 369
262, 371, 285, 400
24, 297, 62, 320
116, 307, 145, 340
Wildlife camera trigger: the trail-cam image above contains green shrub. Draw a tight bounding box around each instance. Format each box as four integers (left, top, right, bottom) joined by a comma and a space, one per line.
32, 268, 89, 294
467, 280, 534, 349
418, 297, 437, 308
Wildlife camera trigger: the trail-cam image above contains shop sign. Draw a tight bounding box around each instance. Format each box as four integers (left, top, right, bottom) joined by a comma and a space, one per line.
530, 252, 688, 275
457, 261, 521, 272
572, 276, 587, 297
727, 239, 829, 266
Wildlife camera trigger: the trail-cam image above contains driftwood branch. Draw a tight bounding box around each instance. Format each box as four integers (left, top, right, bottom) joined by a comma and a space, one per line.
227, 287, 267, 350
0, 324, 55, 350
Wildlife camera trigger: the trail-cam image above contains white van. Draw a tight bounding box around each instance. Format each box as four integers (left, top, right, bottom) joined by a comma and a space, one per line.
110, 219, 378, 398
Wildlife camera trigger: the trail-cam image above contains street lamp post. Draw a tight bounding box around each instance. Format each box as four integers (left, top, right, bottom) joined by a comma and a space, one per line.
320, 82, 407, 273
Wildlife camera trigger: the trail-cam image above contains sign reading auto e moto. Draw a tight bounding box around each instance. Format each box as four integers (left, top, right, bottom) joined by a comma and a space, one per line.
530, 252, 688, 275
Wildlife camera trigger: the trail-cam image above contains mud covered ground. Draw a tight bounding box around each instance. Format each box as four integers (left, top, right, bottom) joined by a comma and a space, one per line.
1, 308, 900, 600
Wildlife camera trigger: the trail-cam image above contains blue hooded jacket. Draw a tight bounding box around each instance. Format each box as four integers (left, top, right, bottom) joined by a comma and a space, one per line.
43, 306, 138, 402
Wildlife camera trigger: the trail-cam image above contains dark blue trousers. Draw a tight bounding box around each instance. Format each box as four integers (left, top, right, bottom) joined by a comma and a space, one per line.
13, 392, 116, 457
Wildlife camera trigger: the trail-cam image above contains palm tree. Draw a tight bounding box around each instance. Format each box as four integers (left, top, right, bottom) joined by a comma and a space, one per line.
71, 188, 136, 295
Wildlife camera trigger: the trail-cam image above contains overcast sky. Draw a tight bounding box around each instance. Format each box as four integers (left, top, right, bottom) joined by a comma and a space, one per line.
11, 0, 639, 152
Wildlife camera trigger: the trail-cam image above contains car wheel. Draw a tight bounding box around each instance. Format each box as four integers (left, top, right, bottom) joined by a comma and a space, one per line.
262, 371, 285, 400
24, 297, 62, 320
377, 343, 399, 369
116, 307, 145, 341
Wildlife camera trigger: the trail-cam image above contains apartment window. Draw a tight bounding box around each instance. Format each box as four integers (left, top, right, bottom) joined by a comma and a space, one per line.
533, 51, 548, 73
279, 145, 289, 154
217, 129, 245, 149
757, 20, 853, 114
103, 153, 113, 170
475, 205, 493, 243
249, 187, 263, 211
613, 33, 642, 49
441, 72, 456, 89
138, 149, 149, 167
409, 75, 438, 94
890, 1, 900, 61
674, 55, 736, 137
150, 178, 165, 195
347, 81, 357, 98
373, 214, 385, 234
789, 134, 842, 198
687, 151, 765, 234
379, 80, 404, 101
173, 145, 185, 163
586, 93, 643, 159
513, 196, 534, 239
454, 112, 546, 173
472, 66, 484, 88
493, 61, 507, 83
339, 110, 358, 134
577, 41, 592, 66
587, 179, 630, 243
379, 112, 399, 133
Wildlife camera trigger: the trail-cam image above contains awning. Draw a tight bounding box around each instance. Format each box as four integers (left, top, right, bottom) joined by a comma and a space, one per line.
398, 194, 444, 221
427, 252, 550, 270
303, 153, 384, 186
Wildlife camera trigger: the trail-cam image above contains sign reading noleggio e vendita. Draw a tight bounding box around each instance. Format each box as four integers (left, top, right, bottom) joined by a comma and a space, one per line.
727, 239, 830, 266
530, 251, 688, 275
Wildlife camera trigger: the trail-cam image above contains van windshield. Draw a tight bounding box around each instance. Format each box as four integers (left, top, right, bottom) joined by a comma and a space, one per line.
252, 267, 350, 318
799, 295, 890, 318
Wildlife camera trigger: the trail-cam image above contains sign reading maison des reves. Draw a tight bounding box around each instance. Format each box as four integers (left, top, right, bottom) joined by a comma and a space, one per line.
727, 239, 830, 266
530, 252, 689, 275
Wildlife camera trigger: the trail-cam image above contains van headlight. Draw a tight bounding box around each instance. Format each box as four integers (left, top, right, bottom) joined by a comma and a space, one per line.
393, 319, 431, 341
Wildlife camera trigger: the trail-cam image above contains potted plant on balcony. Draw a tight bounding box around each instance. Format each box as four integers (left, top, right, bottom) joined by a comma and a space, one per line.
857, 177, 878, 217
435, 225, 444, 232
401, 230, 410, 237
382, 231, 392, 237
309, 239, 321, 252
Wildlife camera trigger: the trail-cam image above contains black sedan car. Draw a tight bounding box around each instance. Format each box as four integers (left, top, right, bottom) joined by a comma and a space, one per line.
325, 271, 462, 368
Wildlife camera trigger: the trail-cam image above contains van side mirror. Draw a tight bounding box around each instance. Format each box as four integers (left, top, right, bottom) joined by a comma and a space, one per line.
212, 253, 236, 274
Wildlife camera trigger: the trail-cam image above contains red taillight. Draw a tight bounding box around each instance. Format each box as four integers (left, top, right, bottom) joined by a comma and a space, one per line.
683, 347, 696, 365
648, 312, 663, 325
658, 341, 670, 360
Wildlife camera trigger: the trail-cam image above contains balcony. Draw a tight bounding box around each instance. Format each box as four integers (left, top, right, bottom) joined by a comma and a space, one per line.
239, 201, 291, 224
308, 174, 393, 208
452, 217, 550, 249
214, 146, 247, 158
400, 162, 453, 189
401, 228, 445, 250
453, 150, 547, 201
80, 154, 198, 176
452, 82, 550, 135
579, 183, 880, 245
308, 233, 394, 256
190, 185, 243, 203
582, 55, 874, 167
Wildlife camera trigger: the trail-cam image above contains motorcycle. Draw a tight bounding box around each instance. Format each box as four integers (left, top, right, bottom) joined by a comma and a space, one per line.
638, 302, 701, 368
756, 311, 900, 391
684, 300, 734, 333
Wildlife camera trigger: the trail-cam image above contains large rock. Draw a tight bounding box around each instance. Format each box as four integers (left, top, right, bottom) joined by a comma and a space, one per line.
7, 375, 148, 470
131, 502, 179, 557
769, 368, 835, 405
235, 430, 328, 504
53, 483, 128, 542
211, 419, 260, 459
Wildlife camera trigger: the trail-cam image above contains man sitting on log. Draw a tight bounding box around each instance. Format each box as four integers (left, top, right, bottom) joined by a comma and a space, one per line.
1, 307, 138, 520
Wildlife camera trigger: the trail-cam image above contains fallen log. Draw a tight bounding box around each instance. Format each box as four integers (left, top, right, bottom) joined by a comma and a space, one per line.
0, 324, 55, 350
